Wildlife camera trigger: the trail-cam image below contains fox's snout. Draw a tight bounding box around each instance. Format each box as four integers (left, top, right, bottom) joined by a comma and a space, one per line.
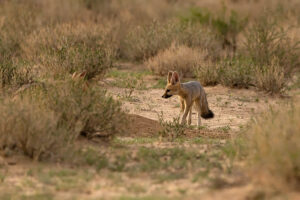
162, 93, 172, 99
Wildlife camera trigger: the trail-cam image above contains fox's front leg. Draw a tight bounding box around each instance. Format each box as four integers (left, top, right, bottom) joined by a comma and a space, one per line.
180, 97, 185, 113
181, 99, 192, 125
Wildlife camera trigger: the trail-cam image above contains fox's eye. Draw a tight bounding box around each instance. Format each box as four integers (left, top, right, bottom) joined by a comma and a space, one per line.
166, 89, 170, 92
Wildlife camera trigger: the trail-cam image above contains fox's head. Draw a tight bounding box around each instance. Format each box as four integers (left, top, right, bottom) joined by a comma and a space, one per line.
162, 71, 181, 98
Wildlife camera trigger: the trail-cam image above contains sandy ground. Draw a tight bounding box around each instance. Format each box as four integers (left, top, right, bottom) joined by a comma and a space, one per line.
1, 72, 293, 200
107, 84, 280, 133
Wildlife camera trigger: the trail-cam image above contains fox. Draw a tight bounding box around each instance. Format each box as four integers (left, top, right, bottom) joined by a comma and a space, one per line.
162, 71, 214, 127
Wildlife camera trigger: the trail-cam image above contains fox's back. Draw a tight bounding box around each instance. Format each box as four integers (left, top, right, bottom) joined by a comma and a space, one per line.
181, 81, 204, 99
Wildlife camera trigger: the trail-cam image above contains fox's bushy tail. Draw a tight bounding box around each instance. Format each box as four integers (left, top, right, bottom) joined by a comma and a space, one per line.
199, 91, 214, 119
201, 109, 214, 119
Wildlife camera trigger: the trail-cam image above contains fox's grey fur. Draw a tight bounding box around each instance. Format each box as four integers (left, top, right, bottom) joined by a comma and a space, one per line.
162, 71, 214, 126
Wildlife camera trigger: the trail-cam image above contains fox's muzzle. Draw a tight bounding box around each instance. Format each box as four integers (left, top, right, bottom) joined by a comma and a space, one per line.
162, 93, 172, 98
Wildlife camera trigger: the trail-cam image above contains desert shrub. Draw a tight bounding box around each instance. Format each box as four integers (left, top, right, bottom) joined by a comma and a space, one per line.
244, 16, 299, 76
121, 20, 176, 61
241, 103, 300, 190
20, 81, 126, 138
217, 56, 254, 88
0, 0, 40, 52
254, 57, 285, 94
194, 55, 287, 93
194, 56, 254, 88
121, 19, 223, 62
0, 99, 71, 161
0, 58, 32, 88
22, 23, 117, 80
0, 0, 84, 57
2, 80, 126, 160
194, 59, 219, 86
0, 1, 37, 88
175, 23, 223, 60
180, 6, 247, 51
146, 44, 204, 77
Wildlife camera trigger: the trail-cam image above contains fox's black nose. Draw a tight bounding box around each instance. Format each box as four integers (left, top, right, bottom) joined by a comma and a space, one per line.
162, 94, 172, 99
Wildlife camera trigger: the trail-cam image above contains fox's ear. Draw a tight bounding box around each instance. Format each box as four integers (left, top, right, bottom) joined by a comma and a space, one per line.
72, 72, 78, 79
171, 71, 180, 85
79, 71, 87, 78
167, 71, 173, 83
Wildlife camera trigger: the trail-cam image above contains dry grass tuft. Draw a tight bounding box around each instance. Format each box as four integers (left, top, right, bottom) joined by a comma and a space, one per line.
254, 57, 285, 94
194, 59, 219, 86
240, 102, 300, 191
146, 44, 205, 77
121, 21, 177, 61
0, 99, 71, 161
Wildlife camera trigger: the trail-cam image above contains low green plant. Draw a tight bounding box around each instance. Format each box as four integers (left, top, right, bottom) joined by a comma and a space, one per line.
158, 112, 186, 140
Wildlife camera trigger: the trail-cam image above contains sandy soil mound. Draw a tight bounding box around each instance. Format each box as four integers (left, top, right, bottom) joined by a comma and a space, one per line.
124, 114, 162, 137
122, 114, 231, 139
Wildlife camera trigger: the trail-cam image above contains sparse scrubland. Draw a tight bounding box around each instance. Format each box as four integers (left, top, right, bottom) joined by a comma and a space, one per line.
0, 0, 300, 199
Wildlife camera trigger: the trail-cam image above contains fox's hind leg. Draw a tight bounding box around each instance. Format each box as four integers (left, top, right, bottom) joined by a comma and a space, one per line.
188, 104, 192, 125
195, 98, 202, 127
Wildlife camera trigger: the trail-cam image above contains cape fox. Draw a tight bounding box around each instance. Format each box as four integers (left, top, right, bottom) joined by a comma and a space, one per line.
162, 71, 214, 126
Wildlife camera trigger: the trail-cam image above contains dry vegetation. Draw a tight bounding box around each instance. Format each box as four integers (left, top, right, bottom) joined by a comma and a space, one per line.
0, 0, 300, 199
147, 44, 205, 77
243, 103, 300, 191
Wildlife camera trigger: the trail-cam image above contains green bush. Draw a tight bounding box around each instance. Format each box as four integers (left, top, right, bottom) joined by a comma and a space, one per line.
194, 56, 254, 88
195, 55, 286, 93
244, 16, 299, 76
217, 57, 254, 88
180, 6, 247, 51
